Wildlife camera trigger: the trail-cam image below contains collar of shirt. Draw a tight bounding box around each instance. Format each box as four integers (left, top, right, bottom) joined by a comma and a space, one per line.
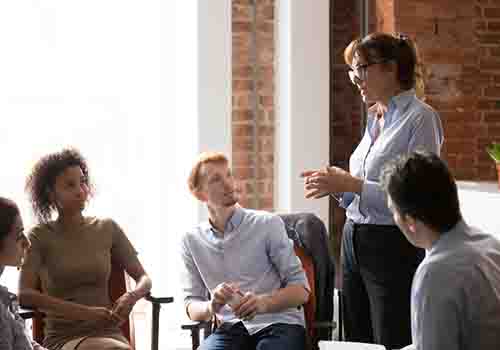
368, 88, 416, 131
208, 205, 245, 237
386, 88, 415, 125
428, 219, 468, 255
381, 88, 416, 124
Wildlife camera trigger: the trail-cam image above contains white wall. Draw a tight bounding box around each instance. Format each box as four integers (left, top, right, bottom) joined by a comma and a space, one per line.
197, 0, 232, 220
275, 0, 330, 227
457, 181, 500, 235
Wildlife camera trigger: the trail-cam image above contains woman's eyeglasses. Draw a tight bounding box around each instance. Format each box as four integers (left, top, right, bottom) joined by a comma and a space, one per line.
348, 59, 393, 85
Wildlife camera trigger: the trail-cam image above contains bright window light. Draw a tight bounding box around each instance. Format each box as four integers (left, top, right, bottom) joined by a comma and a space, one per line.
0, 1, 199, 349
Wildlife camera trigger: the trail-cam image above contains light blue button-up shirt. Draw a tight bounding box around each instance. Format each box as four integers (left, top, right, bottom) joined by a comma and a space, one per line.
180, 206, 309, 334
340, 89, 444, 225
403, 221, 500, 350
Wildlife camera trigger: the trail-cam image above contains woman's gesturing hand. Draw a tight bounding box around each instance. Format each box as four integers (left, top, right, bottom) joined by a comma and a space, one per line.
301, 168, 332, 199
301, 166, 363, 198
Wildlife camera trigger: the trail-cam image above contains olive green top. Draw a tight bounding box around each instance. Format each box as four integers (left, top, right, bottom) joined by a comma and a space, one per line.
22, 217, 139, 349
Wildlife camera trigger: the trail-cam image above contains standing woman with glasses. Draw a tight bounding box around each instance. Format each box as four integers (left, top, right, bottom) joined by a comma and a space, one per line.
301, 32, 444, 349
0, 197, 45, 350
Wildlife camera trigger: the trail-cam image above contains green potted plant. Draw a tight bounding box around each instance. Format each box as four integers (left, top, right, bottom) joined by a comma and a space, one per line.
486, 142, 500, 189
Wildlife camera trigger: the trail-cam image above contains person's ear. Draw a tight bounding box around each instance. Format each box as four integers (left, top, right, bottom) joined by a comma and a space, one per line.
195, 190, 208, 203
381, 60, 397, 74
404, 214, 418, 234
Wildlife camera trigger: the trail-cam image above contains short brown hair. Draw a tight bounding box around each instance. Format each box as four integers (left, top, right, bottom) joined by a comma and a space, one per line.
188, 152, 229, 197
344, 32, 422, 92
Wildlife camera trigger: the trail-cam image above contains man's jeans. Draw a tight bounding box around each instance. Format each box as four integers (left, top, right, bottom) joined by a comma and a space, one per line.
198, 322, 306, 350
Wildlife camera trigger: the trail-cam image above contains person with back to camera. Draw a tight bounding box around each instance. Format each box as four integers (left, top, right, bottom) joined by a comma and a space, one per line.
381, 150, 500, 350
0, 196, 46, 350
301, 32, 444, 349
18, 148, 152, 350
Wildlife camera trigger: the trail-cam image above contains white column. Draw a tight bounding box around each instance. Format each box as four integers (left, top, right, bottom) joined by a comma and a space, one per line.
275, 0, 330, 227
197, 0, 232, 220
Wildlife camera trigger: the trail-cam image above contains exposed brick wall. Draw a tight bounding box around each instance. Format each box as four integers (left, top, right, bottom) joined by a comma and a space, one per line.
475, 0, 500, 180
330, 0, 362, 287
333, 0, 500, 183
230, 0, 500, 241
394, 0, 500, 180
394, 0, 481, 179
331, 0, 363, 170
330, 0, 500, 286
375, 0, 395, 33
232, 0, 275, 211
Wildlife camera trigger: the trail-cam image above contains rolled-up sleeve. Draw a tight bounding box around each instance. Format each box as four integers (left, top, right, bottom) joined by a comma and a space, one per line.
180, 235, 209, 309
407, 111, 444, 156
338, 191, 355, 209
267, 216, 310, 291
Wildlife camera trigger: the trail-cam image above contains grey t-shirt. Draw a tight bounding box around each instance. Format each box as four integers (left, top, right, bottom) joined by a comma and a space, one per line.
406, 220, 500, 350
180, 206, 309, 334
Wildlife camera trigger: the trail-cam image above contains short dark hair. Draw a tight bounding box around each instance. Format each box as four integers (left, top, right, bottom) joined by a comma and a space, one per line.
380, 151, 462, 233
25, 148, 94, 223
344, 32, 419, 91
0, 197, 20, 250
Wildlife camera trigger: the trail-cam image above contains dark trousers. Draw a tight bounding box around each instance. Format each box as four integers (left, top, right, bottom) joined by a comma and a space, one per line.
341, 220, 424, 349
198, 322, 306, 350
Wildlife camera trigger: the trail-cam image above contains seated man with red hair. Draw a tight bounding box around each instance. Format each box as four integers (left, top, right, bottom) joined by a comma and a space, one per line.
181, 152, 310, 350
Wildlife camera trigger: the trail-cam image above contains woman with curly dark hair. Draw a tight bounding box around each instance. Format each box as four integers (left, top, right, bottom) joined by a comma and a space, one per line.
19, 148, 152, 350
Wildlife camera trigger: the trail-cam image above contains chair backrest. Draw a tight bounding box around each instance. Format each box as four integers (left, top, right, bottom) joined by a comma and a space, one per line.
32, 262, 133, 346
293, 242, 317, 343
278, 213, 335, 347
